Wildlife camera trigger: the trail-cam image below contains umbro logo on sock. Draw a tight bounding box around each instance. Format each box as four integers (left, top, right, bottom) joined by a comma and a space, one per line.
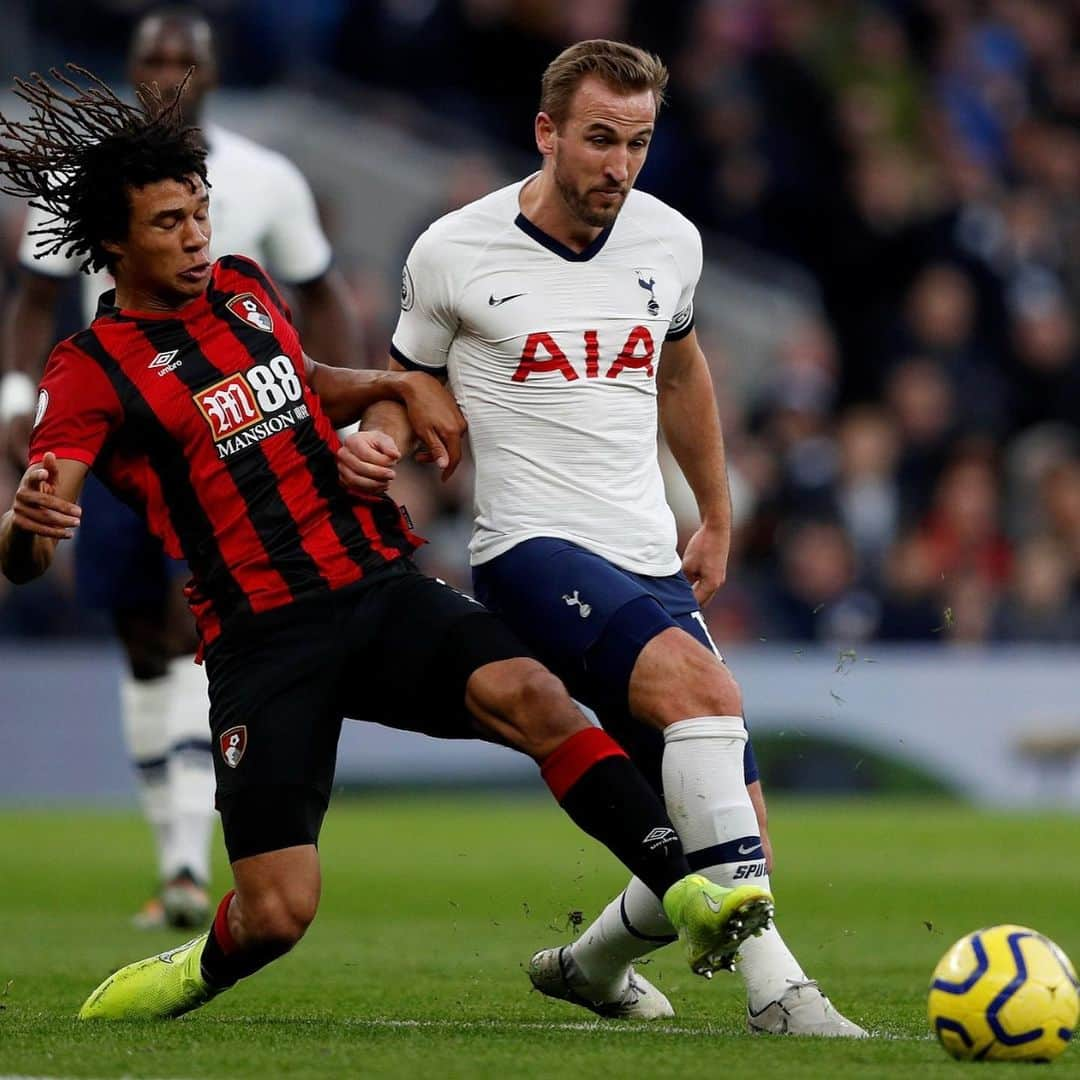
642, 827, 677, 851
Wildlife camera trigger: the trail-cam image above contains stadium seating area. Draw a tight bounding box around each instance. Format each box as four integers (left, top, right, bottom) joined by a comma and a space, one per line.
2, 0, 1078, 645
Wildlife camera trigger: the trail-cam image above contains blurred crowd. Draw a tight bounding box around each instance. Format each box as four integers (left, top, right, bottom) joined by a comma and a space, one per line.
2, 0, 1079, 646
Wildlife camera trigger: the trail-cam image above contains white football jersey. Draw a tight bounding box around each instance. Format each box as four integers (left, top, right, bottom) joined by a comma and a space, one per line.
392, 177, 702, 574
18, 123, 332, 324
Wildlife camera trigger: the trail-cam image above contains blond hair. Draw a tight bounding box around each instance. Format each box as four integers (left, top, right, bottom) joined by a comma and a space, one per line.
540, 40, 668, 127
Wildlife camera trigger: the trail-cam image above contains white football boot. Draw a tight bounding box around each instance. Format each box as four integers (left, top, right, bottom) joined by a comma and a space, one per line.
747, 979, 868, 1037
528, 946, 674, 1020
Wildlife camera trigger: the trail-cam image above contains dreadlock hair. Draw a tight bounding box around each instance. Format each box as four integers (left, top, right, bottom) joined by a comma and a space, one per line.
0, 64, 208, 273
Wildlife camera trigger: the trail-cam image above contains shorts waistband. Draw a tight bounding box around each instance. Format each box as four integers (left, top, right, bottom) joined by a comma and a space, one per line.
205, 558, 416, 661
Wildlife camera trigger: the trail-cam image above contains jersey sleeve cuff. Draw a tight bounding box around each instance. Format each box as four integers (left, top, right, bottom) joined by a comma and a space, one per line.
665, 316, 696, 342
28, 447, 97, 467
273, 253, 334, 288
390, 342, 446, 374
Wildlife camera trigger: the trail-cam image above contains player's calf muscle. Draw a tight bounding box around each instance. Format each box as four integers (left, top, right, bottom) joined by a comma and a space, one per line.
231, 849, 320, 949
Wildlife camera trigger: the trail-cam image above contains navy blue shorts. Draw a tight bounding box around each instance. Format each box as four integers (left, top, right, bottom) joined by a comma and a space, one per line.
472, 538, 758, 789
75, 472, 188, 612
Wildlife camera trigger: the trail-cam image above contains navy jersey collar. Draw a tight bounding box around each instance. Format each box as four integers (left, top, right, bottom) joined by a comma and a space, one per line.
514, 212, 614, 262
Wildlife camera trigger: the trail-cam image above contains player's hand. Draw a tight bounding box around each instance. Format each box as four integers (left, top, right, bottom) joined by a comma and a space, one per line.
681, 522, 730, 608
11, 452, 81, 539
399, 372, 467, 481
2, 411, 33, 471
337, 430, 401, 495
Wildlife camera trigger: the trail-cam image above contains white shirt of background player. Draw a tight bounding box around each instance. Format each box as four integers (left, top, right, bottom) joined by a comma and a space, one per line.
17, 123, 332, 324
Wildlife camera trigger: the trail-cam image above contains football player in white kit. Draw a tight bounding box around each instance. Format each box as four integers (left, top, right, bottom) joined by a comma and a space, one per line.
0, 8, 357, 930
346, 40, 865, 1036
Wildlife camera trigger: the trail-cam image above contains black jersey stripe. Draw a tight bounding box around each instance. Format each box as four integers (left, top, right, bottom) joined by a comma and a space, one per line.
290, 418, 374, 565
73, 328, 251, 619
205, 276, 382, 570
136, 318, 329, 602
206, 272, 416, 568
217, 255, 292, 320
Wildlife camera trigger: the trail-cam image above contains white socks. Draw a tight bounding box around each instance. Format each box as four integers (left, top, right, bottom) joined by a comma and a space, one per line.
122, 673, 173, 880
164, 657, 215, 885
568, 716, 808, 1010
121, 657, 215, 886
569, 875, 675, 999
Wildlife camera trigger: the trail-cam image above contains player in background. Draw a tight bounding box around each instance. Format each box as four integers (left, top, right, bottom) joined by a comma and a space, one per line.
348, 40, 864, 1037
0, 67, 773, 1020
0, 7, 357, 930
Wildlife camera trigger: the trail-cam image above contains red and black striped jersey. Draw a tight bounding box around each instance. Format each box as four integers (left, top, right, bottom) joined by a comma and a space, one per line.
29, 255, 421, 646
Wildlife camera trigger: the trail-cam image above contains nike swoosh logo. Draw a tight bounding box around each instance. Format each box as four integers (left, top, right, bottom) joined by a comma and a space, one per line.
489, 292, 526, 306
738, 843, 762, 855
703, 893, 724, 914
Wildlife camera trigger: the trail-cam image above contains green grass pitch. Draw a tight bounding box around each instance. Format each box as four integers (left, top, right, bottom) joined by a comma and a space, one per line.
1, 794, 1077, 1078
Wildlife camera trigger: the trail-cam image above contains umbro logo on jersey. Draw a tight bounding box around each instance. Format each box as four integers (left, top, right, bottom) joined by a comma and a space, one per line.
489, 292, 526, 306
150, 350, 183, 376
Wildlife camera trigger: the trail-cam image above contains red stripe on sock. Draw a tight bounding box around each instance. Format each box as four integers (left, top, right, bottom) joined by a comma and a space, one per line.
214, 889, 237, 954
541, 727, 628, 802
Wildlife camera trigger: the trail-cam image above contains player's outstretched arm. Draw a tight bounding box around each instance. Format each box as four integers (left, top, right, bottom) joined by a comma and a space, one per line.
336, 358, 463, 488
305, 354, 464, 468
0, 452, 86, 584
657, 330, 732, 608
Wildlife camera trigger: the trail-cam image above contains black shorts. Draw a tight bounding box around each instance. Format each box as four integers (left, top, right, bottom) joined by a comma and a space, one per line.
204, 560, 531, 860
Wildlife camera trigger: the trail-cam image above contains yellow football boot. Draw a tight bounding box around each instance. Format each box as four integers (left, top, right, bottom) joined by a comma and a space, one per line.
663, 874, 774, 977
78, 932, 220, 1020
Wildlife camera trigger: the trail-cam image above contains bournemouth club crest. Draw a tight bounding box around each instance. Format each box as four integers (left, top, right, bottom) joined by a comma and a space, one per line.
220, 725, 247, 768
226, 292, 274, 333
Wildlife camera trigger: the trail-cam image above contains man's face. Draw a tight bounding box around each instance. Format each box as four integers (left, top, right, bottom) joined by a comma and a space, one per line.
128, 18, 217, 120
107, 175, 212, 306
544, 76, 656, 229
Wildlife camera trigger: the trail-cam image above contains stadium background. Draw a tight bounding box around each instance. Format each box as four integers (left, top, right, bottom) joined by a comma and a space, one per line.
2, 0, 1079, 806
2, 3, 1080, 1076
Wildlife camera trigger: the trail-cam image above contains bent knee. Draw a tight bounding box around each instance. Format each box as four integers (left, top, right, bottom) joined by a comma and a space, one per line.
510, 665, 583, 739
470, 660, 585, 757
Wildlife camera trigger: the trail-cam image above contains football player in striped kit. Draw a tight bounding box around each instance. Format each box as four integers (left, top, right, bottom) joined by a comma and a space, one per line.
0, 7, 357, 930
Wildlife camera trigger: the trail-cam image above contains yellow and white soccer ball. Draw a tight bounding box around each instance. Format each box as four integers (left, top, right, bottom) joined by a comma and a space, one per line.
928, 925, 1079, 1062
